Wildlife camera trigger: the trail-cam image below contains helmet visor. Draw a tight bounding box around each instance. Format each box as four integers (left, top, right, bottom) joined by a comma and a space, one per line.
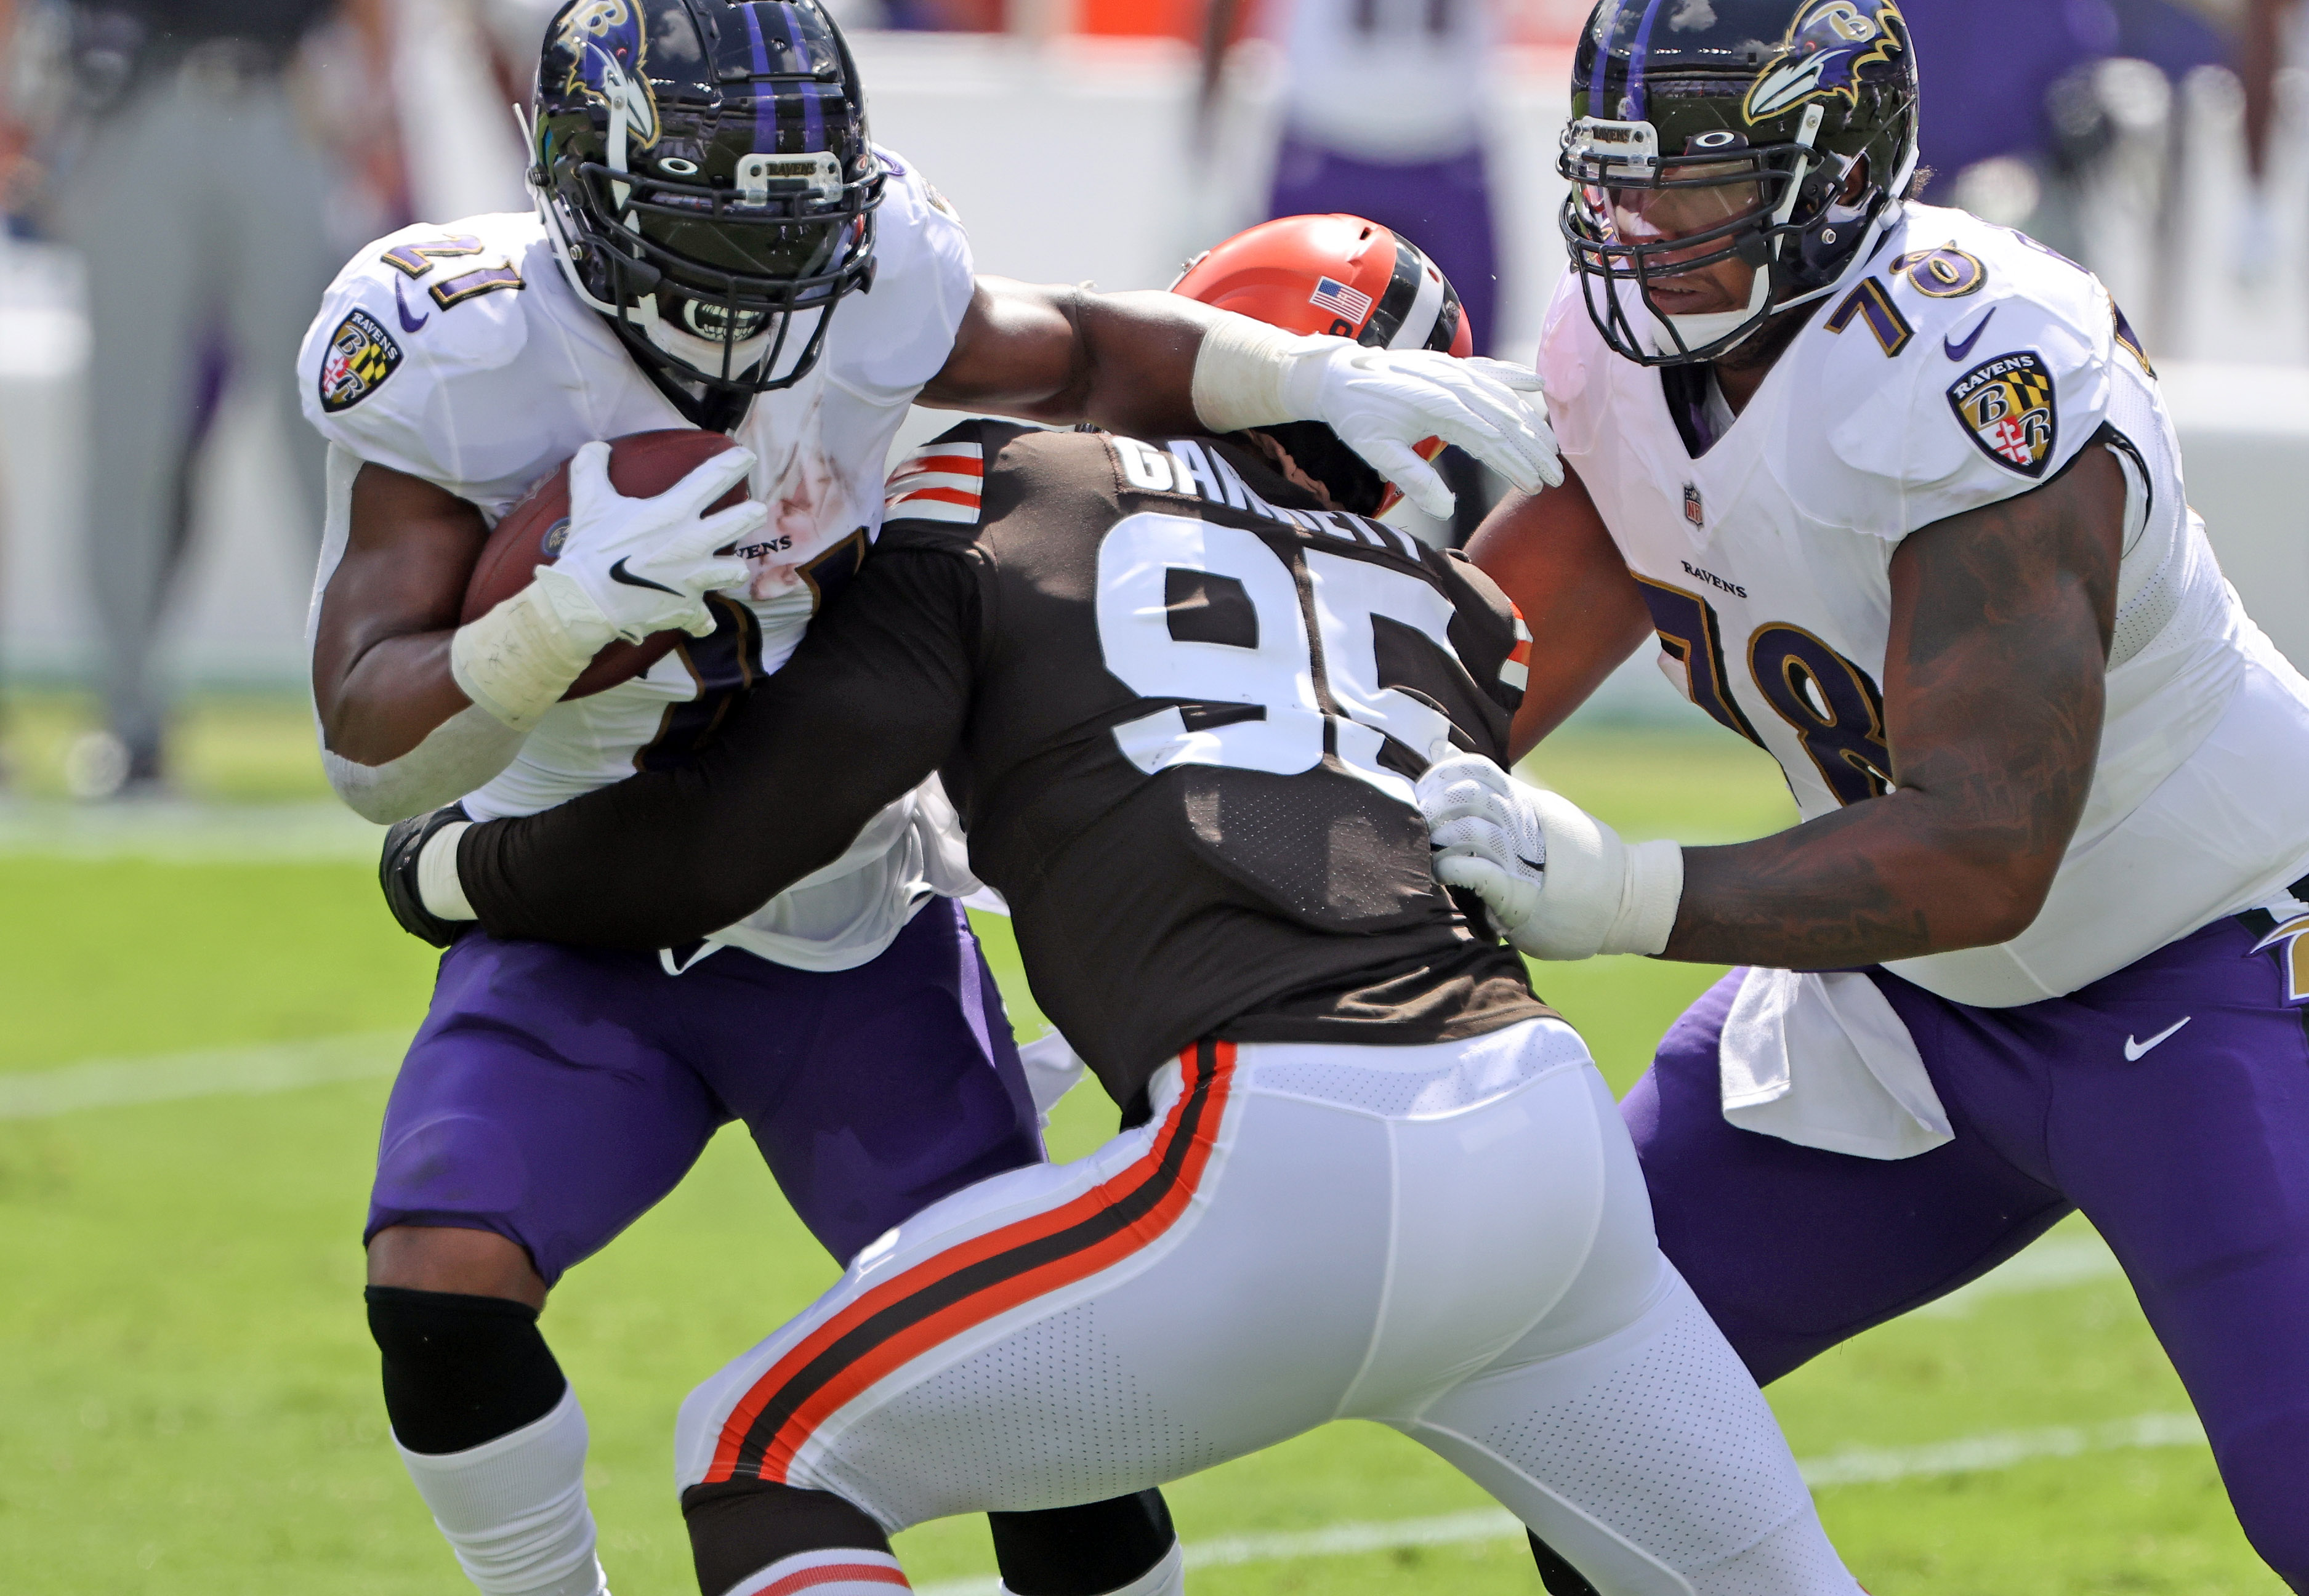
1564, 124, 1794, 284
586, 150, 866, 299
637, 211, 848, 289
1597, 159, 1768, 248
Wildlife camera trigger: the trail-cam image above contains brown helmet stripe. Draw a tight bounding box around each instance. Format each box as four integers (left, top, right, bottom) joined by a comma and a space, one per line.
1428, 280, 1464, 352
1358, 237, 1425, 349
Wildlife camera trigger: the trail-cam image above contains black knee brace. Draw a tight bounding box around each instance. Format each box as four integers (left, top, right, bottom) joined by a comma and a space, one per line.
682, 1480, 895, 1596
1528, 1530, 1602, 1596
988, 1489, 1177, 1596
366, 1286, 568, 1456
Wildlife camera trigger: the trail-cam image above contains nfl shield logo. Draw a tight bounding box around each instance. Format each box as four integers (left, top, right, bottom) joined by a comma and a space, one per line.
1683, 482, 1704, 528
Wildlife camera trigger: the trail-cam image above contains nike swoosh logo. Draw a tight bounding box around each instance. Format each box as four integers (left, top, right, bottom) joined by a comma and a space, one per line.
393, 276, 429, 334
2123, 1016, 2191, 1060
1944, 307, 1995, 363
608, 557, 681, 595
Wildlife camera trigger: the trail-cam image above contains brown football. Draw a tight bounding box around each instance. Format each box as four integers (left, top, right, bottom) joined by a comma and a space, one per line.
462, 429, 750, 700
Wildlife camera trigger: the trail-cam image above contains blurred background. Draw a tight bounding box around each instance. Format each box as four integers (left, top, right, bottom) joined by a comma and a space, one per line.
2, 3, 2307, 1592
0, 0, 2302, 791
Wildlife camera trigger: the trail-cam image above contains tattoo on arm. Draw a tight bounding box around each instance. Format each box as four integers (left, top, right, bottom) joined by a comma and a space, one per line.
1666, 441, 2125, 969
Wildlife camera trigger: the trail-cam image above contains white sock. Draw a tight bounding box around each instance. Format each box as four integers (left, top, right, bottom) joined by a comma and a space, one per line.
1001, 1539, 1183, 1596
719, 1546, 911, 1596
395, 1385, 611, 1596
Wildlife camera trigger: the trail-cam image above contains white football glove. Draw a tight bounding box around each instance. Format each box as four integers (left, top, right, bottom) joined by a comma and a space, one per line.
542, 440, 760, 644
1419, 751, 1685, 961
1191, 316, 1563, 518
451, 443, 761, 732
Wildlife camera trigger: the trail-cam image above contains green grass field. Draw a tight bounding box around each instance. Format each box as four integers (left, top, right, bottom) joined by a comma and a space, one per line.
0, 693, 2283, 1594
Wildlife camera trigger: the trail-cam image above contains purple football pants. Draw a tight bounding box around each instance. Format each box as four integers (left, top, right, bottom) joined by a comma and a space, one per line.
366, 898, 1045, 1280
1625, 913, 2309, 1586
1267, 131, 1500, 355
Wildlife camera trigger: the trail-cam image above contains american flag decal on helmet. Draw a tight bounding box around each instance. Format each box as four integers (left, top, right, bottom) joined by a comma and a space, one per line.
884, 440, 984, 525
1501, 608, 1531, 694
1309, 276, 1375, 324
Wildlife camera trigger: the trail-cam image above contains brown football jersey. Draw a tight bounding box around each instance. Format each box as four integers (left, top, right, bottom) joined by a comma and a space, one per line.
458, 421, 1552, 1105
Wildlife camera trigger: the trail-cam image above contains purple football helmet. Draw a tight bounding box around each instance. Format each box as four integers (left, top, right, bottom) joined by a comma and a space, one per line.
1558, 0, 1922, 366
531, 0, 884, 398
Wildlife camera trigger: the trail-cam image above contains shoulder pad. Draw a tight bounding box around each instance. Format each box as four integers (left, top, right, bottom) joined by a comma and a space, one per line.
1811, 205, 2116, 536
297, 214, 546, 485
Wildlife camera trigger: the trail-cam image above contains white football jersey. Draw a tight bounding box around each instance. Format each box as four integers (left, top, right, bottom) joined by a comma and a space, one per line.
1542, 201, 2309, 1007
299, 151, 973, 971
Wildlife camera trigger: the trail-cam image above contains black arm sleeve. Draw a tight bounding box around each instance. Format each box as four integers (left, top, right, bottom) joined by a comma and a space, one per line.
455, 547, 981, 949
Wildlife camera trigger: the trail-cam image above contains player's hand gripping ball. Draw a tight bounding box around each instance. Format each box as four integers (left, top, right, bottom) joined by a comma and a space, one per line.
464, 430, 762, 698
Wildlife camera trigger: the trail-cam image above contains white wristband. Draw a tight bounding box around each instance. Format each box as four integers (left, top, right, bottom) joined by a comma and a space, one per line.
1190, 314, 1329, 435
1603, 839, 1685, 957
448, 571, 614, 732
417, 820, 475, 921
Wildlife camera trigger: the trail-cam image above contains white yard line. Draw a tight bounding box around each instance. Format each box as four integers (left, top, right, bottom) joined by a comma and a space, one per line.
0, 1037, 2190, 1596
1797, 1411, 2204, 1487
0, 1032, 406, 1118
911, 1412, 2207, 1596
0, 799, 381, 863
1915, 1233, 2123, 1316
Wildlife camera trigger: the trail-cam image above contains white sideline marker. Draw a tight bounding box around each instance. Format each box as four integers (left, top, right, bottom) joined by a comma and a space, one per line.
909, 1413, 2207, 1596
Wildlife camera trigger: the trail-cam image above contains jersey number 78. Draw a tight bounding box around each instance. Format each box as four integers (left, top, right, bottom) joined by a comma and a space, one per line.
1638, 577, 1894, 808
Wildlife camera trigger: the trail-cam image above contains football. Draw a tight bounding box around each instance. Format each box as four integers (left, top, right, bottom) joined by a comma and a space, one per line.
462, 428, 751, 699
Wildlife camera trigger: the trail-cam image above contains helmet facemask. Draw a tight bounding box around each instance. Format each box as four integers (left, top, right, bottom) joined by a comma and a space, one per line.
555, 148, 875, 390
1558, 0, 1920, 368
532, 0, 884, 397
1561, 105, 1871, 365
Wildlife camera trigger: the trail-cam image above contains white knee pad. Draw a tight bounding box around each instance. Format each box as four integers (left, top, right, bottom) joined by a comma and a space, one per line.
396, 1385, 610, 1596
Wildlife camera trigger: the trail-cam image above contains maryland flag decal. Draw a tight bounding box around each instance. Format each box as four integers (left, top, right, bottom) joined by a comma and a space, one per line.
1947, 350, 2058, 477
318, 309, 402, 414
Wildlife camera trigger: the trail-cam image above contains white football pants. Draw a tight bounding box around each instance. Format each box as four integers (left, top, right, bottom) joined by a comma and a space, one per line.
675, 1020, 1859, 1596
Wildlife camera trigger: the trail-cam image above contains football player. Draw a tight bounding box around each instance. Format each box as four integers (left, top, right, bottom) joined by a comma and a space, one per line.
1423, 1, 2309, 1583
299, 6, 1560, 1596
377, 213, 1869, 1596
